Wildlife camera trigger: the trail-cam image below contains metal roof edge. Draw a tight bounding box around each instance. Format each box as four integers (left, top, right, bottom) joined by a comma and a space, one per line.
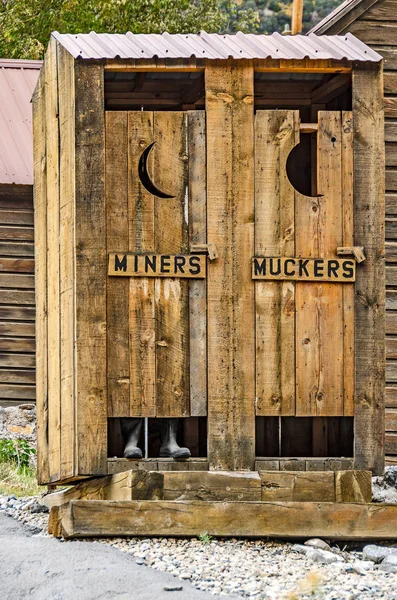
308, 0, 380, 35
0, 58, 42, 69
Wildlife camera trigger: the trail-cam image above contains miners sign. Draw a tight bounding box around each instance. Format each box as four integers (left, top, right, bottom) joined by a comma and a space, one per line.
252, 257, 356, 282
108, 253, 206, 278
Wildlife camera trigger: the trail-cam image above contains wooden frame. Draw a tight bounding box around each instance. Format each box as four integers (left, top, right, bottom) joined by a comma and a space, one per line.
33, 39, 385, 484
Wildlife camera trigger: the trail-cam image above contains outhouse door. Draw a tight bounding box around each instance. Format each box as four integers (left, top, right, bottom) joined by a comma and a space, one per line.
106, 111, 207, 419
254, 110, 355, 419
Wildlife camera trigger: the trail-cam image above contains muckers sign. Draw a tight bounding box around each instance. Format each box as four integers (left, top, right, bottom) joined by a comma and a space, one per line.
252, 257, 356, 282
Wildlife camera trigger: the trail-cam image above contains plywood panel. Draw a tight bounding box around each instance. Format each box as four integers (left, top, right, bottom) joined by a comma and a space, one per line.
206, 62, 255, 470
255, 110, 297, 416
154, 112, 189, 417
296, 112, 344, 416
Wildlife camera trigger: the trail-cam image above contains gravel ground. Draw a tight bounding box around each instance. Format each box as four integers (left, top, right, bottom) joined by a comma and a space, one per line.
2, 468, 397, 600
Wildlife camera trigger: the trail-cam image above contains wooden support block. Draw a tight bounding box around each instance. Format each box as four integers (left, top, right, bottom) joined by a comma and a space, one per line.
279, 459, 306, 471
163, 471, 261, 501
335, 470, 372, 504
157, 459, 209, 472
107, 458, 209, 475
260, 471, 335, 502
56, 499, 397, 540
43, 470, 164, 509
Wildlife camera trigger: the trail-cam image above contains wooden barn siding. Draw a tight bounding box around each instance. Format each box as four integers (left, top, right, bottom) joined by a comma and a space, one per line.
0, 192, 36, 406
344, 0, 397, 462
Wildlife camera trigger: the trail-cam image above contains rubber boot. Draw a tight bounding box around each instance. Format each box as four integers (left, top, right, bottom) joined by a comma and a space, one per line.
158, 418, 191, 459
120, 418, 143, 459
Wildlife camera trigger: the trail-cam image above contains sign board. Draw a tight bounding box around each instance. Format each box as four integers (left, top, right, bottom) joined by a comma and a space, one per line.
108, 253, 206, 278
252, 257, 356, 282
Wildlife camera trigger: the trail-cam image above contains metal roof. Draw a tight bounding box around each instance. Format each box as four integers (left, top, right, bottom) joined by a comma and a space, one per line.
52, 31, 381, 63
0, 59, 42, 186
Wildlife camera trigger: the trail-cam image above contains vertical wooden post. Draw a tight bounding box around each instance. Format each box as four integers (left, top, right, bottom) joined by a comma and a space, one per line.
291, 0, 303, 35
206, 61, 255, 471
74, 61, 107, 475
33, 62, 49, 485
352, 65, 385, 475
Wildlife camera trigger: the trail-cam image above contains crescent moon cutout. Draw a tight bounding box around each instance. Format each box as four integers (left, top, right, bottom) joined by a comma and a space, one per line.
138, 142, 175, 199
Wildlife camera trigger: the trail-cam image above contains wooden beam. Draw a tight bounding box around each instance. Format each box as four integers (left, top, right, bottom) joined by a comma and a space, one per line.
55, 499, 397, 539
311, 75, 351, 104
205, 61, 255, 470
352, 65, 385, 475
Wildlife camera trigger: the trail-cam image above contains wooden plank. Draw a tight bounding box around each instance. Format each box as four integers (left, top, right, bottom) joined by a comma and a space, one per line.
385, 122, 397, 144
128, 112, 156, 417
0, 242, 34, 257
385, 432, 397, 454
349, 21, 397, 45
386, 455, 397, 465
0, 290, 35, 304
0, 337, 35, 352
296, 112, 344, 416
0, 354, 35, 368
255, 111, 297, 417
342, 112, 355, 416
0, 384, 36, 400
386, 218, 397, 239
106, 111, 130, 417
260, 471, 335, 501
57, 499, 397, 540
188, 111, 207, 417
163, 471, 261, 501
45, 38, 61, 483
386, 242, 397, 261
386, 194, 397, 215
384, 99, 397, 120
386, 361, 397, 381
0, 370, 35, 384
373, 47, 397, 70
0, 274, 34, 289
387, 266, 397, 285
0, 258, 34, 273
107, 458, 209, 475
206, 62, 255, 470
385, 408, 397, 430
386, 337, 397, 358
0, 306, 35, 320
335, 470, 372, 503
74, 60, 107, 475
58, 43, 76, 481
352, 67, 385, 475
385, 73, 397, 95
154, 111, 190, 417
363, 0, 397, 20
44, 471, 164, 510
0, 226, 34, 241
386, 143, 397, 167
0, 210, 33, 226
386, 386, 397, 407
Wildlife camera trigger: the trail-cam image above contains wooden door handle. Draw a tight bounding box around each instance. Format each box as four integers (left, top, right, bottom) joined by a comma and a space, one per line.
337, 246, 366, 263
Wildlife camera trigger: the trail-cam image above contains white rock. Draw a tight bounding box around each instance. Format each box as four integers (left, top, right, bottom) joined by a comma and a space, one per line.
362, 544, 397, 563
305, 538, 332, 552
306, 548, 345, 564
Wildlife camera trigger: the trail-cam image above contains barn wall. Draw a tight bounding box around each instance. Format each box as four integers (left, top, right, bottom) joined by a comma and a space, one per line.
0, 189, 35, 407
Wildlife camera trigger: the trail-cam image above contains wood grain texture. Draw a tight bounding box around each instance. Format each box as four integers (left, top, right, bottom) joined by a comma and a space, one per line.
57, 499, 397, 540
154, 112, 190, 417
296, 112, 344, 416
341, 112, 355, 416
128, 112, 156, 417
45, 38, 61, 483
335, 470, 372, 503
352, 66, 385, 475
58, 43, 76, 481
188, 111, 207, 417
105, 112, 130, 417
74, 61, 107, 475
206, 61, 255, 470
255, 110, 297, 416
163, 471, 261, 501
260, 470, 335, 502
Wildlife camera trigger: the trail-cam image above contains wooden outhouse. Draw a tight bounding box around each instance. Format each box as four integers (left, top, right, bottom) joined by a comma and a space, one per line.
311, 0, 397, 470
33, 31, 385, 499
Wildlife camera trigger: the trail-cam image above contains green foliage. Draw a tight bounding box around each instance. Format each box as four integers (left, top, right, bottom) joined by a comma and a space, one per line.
0, 439, 36, 472
0, 0, 344, 59
198, 531, 212, 544
0, 0, 228, 59
0, 460, 42, 497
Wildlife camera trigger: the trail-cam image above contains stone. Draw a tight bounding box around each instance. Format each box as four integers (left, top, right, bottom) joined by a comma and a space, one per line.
306, 548, 345, 565
362, 544, 397, 563
163, 586, 183, 592
379, 553, 397, 572
305, 538, 332, 552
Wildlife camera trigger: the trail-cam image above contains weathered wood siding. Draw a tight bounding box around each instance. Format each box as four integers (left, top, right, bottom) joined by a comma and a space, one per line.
315, 0, 397, 464
0, 191, 35, 406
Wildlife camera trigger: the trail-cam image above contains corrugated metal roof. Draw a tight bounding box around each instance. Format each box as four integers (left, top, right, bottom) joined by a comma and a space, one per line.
309, 0, 378, 35
53, 31, 382, 63
0, 59, 42, 186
